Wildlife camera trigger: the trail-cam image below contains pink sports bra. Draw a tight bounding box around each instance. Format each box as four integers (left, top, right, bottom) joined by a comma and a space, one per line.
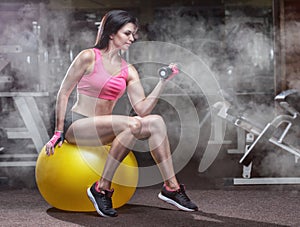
77, 48, 128, 100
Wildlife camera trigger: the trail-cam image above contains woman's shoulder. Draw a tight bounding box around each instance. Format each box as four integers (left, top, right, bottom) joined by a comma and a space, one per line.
127, 63, 136, 72
73, 48, 95, 71
77, 48, 95, 63
126, 63, 139, 81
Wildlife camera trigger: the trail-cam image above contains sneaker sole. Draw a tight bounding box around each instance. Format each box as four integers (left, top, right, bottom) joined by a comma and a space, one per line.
87, 187, 110, 217
158, 192, 196, 212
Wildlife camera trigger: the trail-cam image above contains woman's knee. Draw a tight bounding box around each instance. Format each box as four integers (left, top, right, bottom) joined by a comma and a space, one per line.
128, 115, 166, 138
129, 117, 142, 136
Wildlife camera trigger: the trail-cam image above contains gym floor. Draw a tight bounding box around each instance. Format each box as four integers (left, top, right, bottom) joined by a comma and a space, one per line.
0, 160, 299, 227
0, 186, 299, 227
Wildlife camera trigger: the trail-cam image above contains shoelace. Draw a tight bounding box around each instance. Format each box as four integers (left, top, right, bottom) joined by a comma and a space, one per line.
176, 189, 191, 202
102, 195, 113, 209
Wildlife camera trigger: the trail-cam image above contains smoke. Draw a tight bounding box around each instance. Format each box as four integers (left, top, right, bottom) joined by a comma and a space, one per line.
148, 8, 223, 72
0, 2, 96, 187
252, 19, 300, 177
284, 21, 300, 90
144, 6, 300, 177
147, 12, 264, 118
146, 7, 275, 94
242, 100, 300, 177
258, 151, 300, 177
0, 3, 37, 90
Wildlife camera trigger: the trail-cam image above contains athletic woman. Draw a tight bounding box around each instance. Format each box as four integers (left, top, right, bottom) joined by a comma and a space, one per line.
45, 10, 198, 217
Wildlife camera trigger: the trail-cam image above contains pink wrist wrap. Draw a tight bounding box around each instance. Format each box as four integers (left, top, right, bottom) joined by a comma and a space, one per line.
47, 131, 64, 148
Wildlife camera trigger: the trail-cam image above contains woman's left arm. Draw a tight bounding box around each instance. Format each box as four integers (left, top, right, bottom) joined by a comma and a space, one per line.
127, 64, 168, 117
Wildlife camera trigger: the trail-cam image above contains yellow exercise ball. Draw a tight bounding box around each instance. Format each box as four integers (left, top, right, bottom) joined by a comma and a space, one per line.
35, 142, 138, 211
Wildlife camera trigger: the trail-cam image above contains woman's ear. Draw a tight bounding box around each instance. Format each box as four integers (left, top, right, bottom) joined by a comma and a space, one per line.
109, 34, 114, 40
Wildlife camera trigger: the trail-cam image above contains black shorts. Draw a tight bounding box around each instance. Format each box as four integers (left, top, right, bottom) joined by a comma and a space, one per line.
64, 111, 87, 133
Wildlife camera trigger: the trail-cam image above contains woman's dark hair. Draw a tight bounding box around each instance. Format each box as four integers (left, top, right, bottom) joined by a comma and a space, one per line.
94, 10, 139, 50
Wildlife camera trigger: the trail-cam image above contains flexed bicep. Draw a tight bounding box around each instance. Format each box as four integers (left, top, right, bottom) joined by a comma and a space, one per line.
126, 64, 168, 117
126, 65, 147, 115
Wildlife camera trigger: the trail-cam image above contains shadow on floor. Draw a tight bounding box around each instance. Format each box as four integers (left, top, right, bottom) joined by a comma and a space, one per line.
46, 204, 286, 227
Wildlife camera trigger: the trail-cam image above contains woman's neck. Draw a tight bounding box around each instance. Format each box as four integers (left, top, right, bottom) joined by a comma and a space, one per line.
100, 48, 122, 71
101, 47, 120, 61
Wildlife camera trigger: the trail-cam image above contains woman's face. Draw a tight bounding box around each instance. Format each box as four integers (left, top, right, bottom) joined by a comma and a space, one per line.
110, 22, 138, 50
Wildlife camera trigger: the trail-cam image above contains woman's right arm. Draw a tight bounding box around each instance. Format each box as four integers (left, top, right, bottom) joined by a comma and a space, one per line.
46, 49, 94, 154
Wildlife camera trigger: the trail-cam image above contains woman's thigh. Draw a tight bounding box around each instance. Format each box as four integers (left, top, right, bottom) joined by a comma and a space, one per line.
65, 114, 164, 146
65, 115, 133, 146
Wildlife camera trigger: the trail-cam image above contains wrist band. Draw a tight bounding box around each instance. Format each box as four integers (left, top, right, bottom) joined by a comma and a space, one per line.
55, 130, 64, 133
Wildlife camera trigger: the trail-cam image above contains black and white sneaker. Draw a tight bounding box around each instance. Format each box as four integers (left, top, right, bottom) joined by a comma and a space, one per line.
158, 184, 198, 212
87, 182, 118, 217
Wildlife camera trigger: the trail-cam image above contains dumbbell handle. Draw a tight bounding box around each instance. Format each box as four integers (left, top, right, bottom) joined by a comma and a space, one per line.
158, 64, 180, 79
